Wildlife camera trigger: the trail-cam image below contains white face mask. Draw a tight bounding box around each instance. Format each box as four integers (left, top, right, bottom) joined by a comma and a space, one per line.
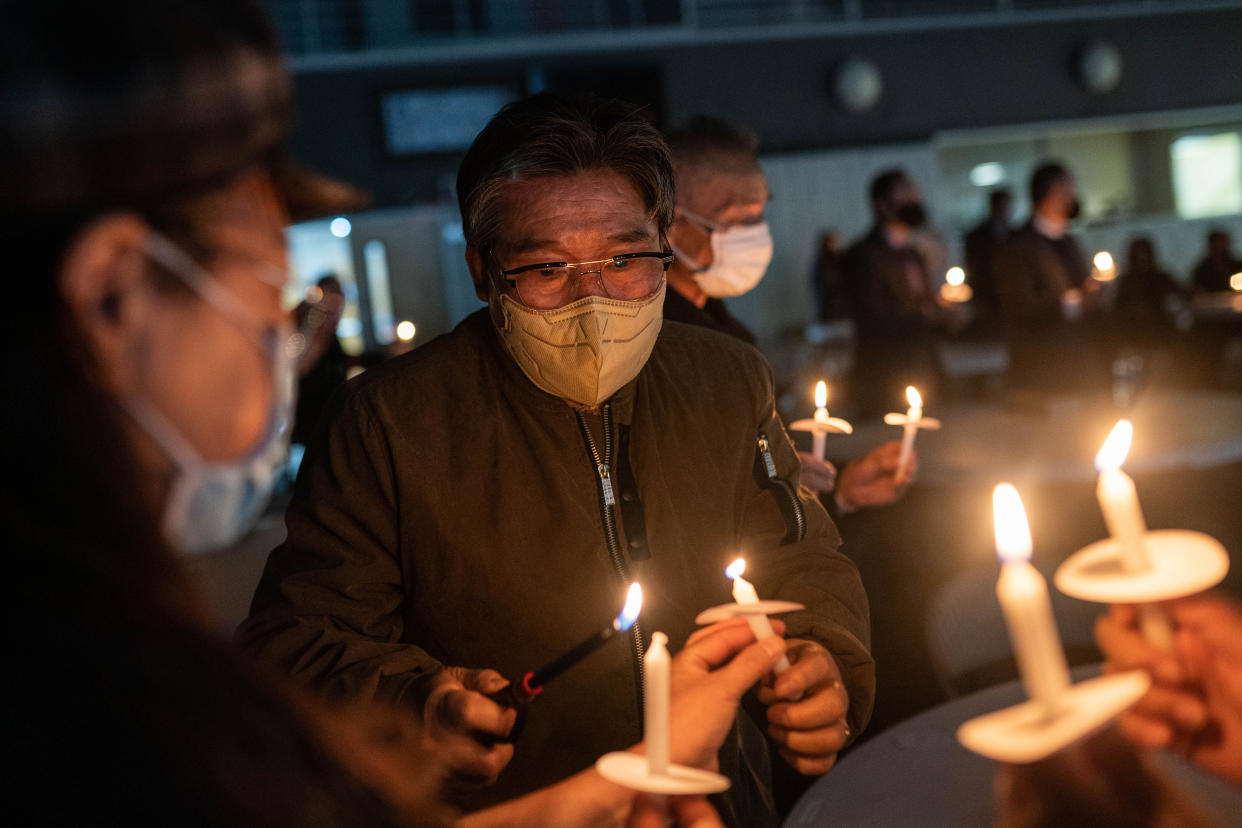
673, 209, 774, 298
489, 281, 665, 408
126, 232, 298, 556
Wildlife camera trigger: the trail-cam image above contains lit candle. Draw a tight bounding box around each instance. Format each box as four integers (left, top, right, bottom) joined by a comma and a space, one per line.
644, 632, 670, 776
813, 381, 830, 461
726, 558, 791, 673
896, 386, 921, 483
939, 266, 973, 303
993, 483, 1071, 717
1095, 420, 1149, 571
1094, 421, 1172, 648
1092, 251, 1117, 282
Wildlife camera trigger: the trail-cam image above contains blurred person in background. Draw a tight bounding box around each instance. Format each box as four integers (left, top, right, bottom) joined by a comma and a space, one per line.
1115, 236, 1182, 334
962, 188, 1013, 328
809, 229, 849, 324
0, 3, 806, 826
840, 168, 941, 415
993, 161, 1106, 391
1, 1, 448, 824
664, 117, 915, 513
1190, 229, 1242, 294
293, 273, 349, 445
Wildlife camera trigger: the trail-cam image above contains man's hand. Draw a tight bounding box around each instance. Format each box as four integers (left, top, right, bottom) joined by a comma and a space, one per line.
667, 618, 789, 769
1100, 595, 1242, 786
1096, 604, 1208, 752
796, 452, 838, 495
757, 639, 850, 775
836, 441, 915, 512
422, 666, 518, 787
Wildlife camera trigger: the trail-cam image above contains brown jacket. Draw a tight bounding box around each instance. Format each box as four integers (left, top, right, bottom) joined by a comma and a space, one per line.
238, 309, 873, 817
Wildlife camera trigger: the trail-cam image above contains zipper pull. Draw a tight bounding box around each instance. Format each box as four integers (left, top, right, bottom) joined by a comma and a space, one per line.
598, 463, 616, 506
757, 434, 778, 479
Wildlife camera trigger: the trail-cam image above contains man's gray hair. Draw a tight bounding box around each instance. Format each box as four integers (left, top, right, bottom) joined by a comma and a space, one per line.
456, 93, 675, 254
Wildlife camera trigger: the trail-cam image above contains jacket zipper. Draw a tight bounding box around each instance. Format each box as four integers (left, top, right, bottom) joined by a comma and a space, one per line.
758, 433, 807, 542
575, 403, 646, 715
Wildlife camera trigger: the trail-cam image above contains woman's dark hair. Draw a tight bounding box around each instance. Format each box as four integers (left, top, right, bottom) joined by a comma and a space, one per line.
2, 2, 443, 824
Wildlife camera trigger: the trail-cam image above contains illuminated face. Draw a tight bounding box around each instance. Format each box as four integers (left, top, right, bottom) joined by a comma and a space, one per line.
668, 168, 769, 274
486, 169, 663, 310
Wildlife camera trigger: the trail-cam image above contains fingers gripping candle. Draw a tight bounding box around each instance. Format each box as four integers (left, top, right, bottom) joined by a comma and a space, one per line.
727, 558, 791, 673
993, 484, 1071, 718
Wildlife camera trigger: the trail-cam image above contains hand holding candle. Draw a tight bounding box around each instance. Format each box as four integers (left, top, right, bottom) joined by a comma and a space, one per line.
483, 583, 643, 744
789, 381, 852, 457
726, 557, 791, 673
883, 386, 939, 484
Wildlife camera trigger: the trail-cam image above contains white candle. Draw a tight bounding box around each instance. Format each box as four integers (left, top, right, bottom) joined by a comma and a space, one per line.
726, 558, 791, 673
1094, 420, 1172, 648
896, 386, 922, 483
993, 484, 1071, 718
644, 631, 670, 776
1094, 420, 1149, 572
812, 381, 830, 461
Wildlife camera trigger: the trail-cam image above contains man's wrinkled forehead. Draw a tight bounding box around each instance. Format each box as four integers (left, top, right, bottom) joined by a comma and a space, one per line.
684, 168, 769, 218
490, 172, 659, 255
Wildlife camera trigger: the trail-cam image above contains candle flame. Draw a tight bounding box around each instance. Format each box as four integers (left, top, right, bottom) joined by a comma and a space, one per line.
395, 320, 417, 342
1094, 251, 1114, 272
1231, 272, 1242, 292
1095, 419, 1133, 472
906, 386, 922, 409
614, 582, 643, 631
993, 483, 1033, 564
815, 380, 828, 409
946, 266, 965, 287
725, 557, 746, 580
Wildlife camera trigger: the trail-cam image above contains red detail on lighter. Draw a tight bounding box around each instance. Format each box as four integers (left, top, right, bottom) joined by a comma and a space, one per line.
519, 671, 543, 700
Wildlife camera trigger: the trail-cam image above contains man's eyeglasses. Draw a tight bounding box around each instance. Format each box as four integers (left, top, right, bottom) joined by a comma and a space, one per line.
498, 251, 672, 309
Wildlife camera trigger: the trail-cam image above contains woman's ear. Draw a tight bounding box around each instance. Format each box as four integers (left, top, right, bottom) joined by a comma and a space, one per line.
58, 213, 152, 395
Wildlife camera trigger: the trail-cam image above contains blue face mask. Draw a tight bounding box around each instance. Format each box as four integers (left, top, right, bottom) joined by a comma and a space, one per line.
125, 232, 299, 556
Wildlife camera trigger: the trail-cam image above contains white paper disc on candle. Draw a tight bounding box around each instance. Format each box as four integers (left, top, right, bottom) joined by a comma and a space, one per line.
695, 600, 807, 626
882, 414, 942, 429
1054, 530, 1229, 604
789, 417, 854, 435
956, 670, 1150, 764
595, 751, 731, 794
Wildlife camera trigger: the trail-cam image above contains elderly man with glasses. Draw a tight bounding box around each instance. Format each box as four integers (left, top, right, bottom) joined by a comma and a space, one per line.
239, 93, 873, 827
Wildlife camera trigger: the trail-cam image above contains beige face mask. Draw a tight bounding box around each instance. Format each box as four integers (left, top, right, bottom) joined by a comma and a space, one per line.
489, 281, 666, 407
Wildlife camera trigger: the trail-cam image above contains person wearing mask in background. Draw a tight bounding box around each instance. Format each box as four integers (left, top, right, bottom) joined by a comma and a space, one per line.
664, 118, 915, 514
962, 188, 1013, 329
292, 273, 349, 445
1190, 229, 1242, 294
992, 161, 1107, 391
840, 168, 940, 416
240, 94, 874, 828
0, 4, 839, 826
